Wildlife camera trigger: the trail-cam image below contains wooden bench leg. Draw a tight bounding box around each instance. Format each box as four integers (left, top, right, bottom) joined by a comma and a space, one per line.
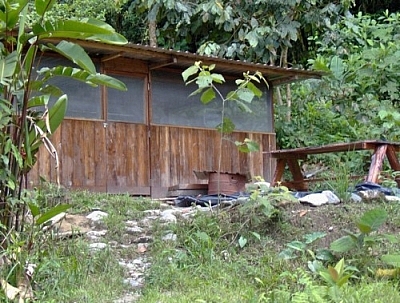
386, 145, 400, 171
367, 144, 388, 183
386, 145, 400, 187
272, 159, 286, 186
287, 158, 308, 191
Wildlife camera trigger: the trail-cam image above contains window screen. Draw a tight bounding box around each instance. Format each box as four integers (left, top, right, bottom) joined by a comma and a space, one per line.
107, 74, 146, 123
151, 70, 272, 132
34, 56, 102, 119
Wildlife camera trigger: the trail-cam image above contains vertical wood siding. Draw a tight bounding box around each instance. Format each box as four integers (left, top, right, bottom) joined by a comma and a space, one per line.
150, 125, 276, 196
29, 119, 150, 194
29, 122, 275, 197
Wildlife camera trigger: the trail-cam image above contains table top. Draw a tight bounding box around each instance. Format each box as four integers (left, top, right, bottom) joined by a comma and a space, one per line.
265, 140, 400, 157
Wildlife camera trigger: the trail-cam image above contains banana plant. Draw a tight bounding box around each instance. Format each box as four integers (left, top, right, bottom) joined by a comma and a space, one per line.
0, 0, 127, 236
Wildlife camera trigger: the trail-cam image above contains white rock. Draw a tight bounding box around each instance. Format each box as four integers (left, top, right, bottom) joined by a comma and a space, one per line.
160, 209, 181, 216
89, 242, 108, 250
358, 190, 384, 200
124, 278, 142, 288
160, 213, 177, 223
86, 211, 108, 222
162, 233, 177, 242
125, 226, 144, 234
143, 209, 160, 216
385, 195, 400, 202
322, 190, 341, 204
299, 193, 329, 206
86, 230, 107, 239
125, 220, 139, 227
350, 193, 362, 203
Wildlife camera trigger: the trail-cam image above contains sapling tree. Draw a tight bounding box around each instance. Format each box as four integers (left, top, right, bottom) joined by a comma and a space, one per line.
182, 61, 267, 194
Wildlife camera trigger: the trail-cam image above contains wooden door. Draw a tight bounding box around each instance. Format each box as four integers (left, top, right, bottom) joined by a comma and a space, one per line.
106, 122, 150, 194
105, 74, 150, 195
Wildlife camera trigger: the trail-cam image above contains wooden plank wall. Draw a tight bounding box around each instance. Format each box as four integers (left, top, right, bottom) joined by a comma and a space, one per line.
29, 119, 107, 191
30, 121, 275, 197
29, 119, 151, 194
106, 122, 150, 194
150, 125, 276, 197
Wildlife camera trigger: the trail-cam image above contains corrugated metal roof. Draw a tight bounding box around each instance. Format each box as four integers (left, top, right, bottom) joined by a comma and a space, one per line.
48, 39, 324, 86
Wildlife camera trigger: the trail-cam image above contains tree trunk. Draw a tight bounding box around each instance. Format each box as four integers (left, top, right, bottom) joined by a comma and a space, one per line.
270, 56, 283, 106
281, 46, 291, 122
149, 20, 157, 47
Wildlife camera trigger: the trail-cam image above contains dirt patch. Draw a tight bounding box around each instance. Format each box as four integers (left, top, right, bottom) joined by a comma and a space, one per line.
281, 200, 400, 249
56, 214, 92, 234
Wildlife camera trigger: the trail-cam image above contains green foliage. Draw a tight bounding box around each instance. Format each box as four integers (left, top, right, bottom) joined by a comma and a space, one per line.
276, 11, 400, 179
330, 208, 388, 253
31, 0, 127, 23
129, 0, 354, 66
0, 0, 128, 297
279, 232, 332, 262
322, 155, 358, 202
182, 61, 265, 194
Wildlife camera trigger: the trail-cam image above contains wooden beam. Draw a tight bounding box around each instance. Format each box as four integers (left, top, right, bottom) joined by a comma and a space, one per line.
367, 145, 388, 183
101, 52, 124, 62
149, 57, 178, 70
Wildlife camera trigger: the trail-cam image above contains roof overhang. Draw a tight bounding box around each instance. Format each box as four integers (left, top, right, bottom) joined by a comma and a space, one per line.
42, 39, 325, 86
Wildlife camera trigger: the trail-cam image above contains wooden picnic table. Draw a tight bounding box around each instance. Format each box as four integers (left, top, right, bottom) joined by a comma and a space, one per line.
264, 140, 400, 191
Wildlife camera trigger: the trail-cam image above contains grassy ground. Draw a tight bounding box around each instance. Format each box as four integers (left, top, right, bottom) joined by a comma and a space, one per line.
3, 185, 400, 302
139, 198, 400, 303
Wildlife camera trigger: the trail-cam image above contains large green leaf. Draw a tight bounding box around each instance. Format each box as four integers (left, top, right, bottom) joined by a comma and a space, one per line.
182, 65, 199, 82
330, 236, 356, 253
0, 0, 28, 30
382, 254, 400, 268
28, 202, 40, 217
356, 208, 387, 234
39, 66, 127, 91
0, 51, 18, 84
33, 19, 127, 45
330, 56, 345, 80
210, 73, 224, 84
303, 232, 327, 244
216, 117, 235, 134
45, 41, 96, 74
236, 88, 255, 103
35, 204, 71, 225
29, 82, 63, 98
35, 0, 56, 17
246, 81, 262, 98
200, 87, 216, 104
27, 94, 50, 108
28, 94, 67, 153
46, 94, 67, 134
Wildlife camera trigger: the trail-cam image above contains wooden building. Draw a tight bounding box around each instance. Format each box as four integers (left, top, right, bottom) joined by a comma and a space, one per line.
29, 41, 322, 197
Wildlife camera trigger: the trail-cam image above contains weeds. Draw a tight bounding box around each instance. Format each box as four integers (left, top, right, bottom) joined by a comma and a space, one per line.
3, 185, 400, 302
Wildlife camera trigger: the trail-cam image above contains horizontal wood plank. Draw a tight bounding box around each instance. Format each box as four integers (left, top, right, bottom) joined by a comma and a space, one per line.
266, 140, 400, 158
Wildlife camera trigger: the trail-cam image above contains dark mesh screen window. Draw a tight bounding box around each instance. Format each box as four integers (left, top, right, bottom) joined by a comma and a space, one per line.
151, 70, 272, 132
107, 75, 146, 123
35, 56, 101, 119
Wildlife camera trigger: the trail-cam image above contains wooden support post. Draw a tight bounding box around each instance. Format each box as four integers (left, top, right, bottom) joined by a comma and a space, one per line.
287, 158, 308, 191
272, 159, 286, 186
386, 145, 400, 171
367, 144, 388, 183
386, 145, 400, 188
